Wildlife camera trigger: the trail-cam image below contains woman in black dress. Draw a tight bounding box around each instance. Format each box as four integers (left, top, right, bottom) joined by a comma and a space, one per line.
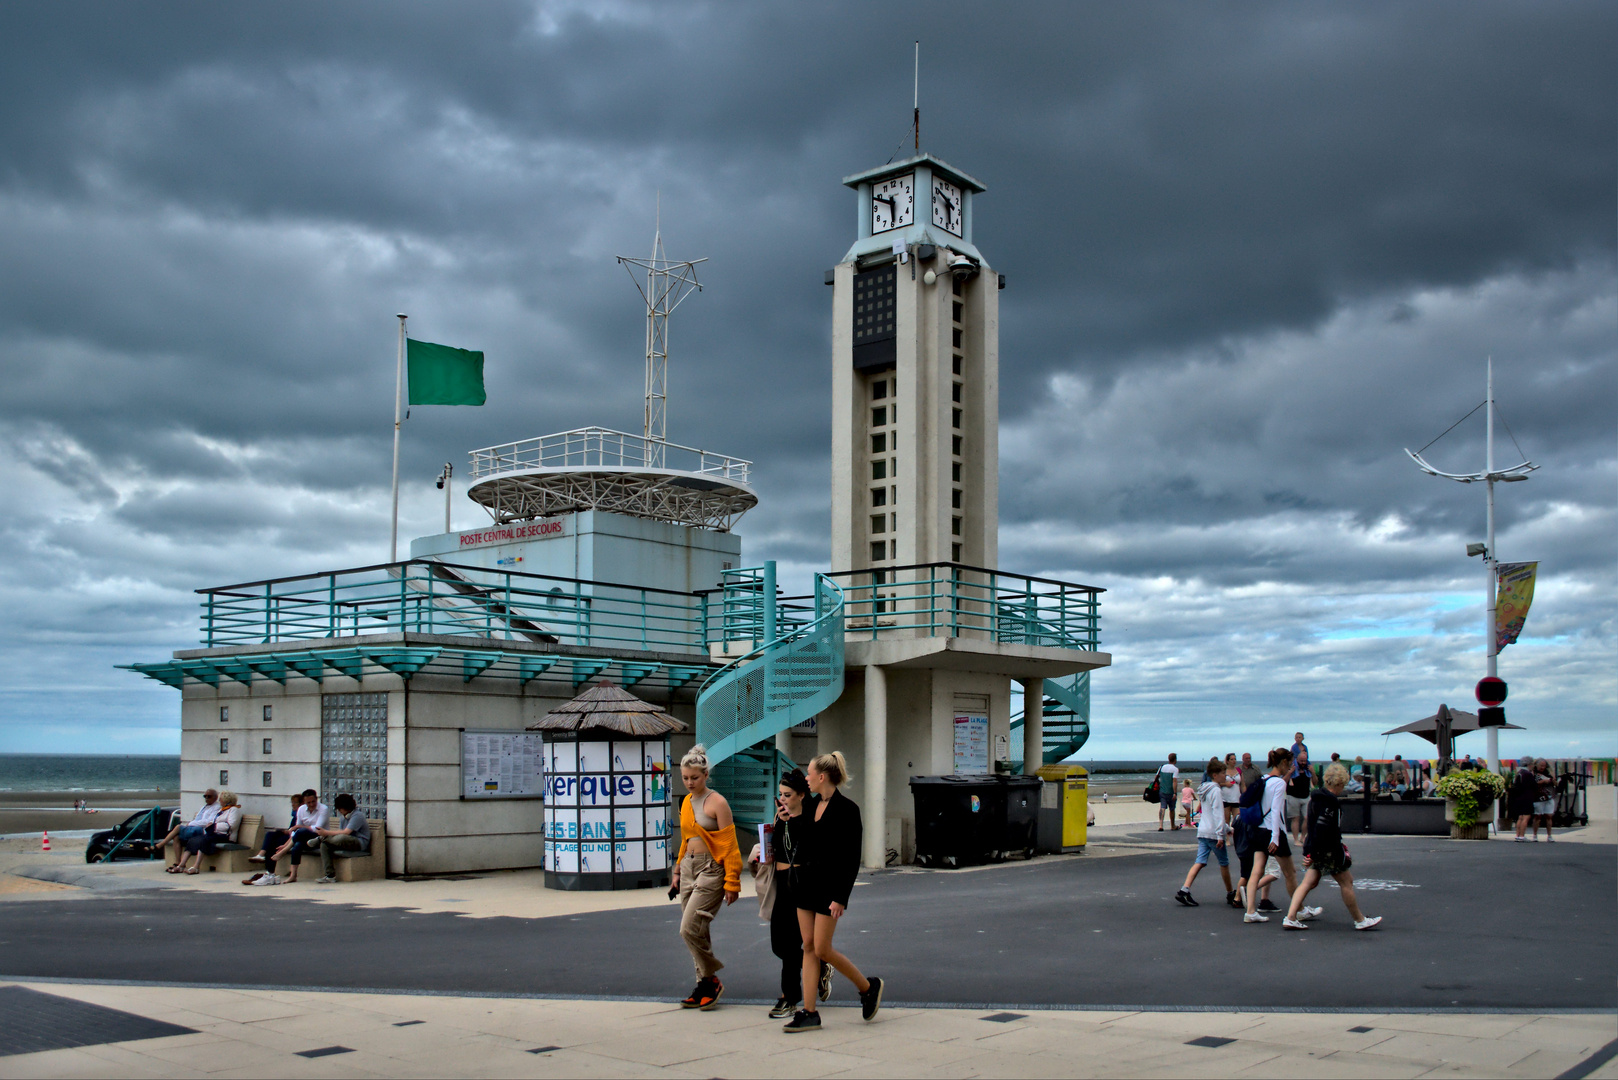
762, 769, 829, 1018
783, 751, 884, 1033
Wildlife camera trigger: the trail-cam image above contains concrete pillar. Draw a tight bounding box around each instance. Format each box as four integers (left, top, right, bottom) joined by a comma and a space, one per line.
1021, 678, 1044, 775
863, 664, 888, 869
776, 728, 793, 758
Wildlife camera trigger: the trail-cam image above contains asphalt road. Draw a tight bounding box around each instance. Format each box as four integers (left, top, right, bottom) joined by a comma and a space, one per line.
3, 831, 1610, 1011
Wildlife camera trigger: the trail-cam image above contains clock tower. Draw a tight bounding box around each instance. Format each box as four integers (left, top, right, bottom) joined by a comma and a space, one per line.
829, 154, 997, 577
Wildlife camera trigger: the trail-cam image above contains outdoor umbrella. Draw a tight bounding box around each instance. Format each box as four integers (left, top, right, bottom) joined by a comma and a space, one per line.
1382, 705, 1523, 744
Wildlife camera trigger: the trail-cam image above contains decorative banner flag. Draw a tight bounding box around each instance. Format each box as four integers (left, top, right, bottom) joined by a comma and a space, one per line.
407, 339, 486, 405
1495, 561, 1538, 651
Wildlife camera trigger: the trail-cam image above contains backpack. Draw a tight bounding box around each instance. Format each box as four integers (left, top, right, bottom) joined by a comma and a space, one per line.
1142, 775, 1161, 803
1237, 775, 1268, 828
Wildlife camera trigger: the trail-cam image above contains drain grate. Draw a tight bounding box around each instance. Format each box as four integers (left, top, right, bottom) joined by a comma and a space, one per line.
0, 985, 196, 1058
1186, 1036, 1236, 1048
981, 1012, 1027, 1023
295, 1046, 354, 1058
527, 1045, 562, 1054
1349, 1025, 1374, 1033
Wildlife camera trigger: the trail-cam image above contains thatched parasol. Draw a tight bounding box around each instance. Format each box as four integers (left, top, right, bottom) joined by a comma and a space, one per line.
527, 681, 687, 737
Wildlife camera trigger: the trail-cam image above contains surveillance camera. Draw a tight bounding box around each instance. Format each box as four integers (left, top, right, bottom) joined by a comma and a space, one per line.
1466, 542, 1487, 558
436, 479, 445, 490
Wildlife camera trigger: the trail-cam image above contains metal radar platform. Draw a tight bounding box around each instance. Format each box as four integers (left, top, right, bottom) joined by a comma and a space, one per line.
466, 214, 756, 532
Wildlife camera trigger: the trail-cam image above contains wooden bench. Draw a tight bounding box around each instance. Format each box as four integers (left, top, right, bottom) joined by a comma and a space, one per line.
165, 814, 263, 874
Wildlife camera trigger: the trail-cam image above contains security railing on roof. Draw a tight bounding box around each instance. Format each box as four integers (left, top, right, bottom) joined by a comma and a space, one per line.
198, 560, 706, 653
468, 427, 751, 482
824, 563, 1102, 651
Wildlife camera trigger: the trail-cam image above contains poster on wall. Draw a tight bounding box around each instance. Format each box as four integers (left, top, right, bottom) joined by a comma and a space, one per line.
953, 714, 989, 773
460, 729, 545, 799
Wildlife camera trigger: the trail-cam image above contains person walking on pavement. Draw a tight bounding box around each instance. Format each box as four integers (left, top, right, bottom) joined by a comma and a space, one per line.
1245, 748, 1309, 924
1283, 763, 1382, 931
1175, 759, 1235, 908
750, 769, 831, 1019
1286, 753, 1312, 847
672, 745, 742, 1010
1511, 757, 1538, 841
1156, 753, 1181, 831
783, 751, 884, 1034
1531, 759, 1556, 841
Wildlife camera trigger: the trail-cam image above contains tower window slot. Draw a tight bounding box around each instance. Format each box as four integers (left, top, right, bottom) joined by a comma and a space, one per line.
872, 460, 887, 480
890, 540, 897, 560
952, 383, 962, 403
871, 487, 887, 507
890, 513, 898, 531
952, 277, 963, 296
952, 301, 963, 323
952, 462, 962, 482
872, 380, 888, 400
219, 738, 229, 754
871, 433, 886, 454
952, 517, 962, 536
871, 406, 886, 427
952, 352, 962, 374
870, 515, 887, 535
952, 543, 962, 562
953, 328, 962, 349
952, 488, 962, 509
870, 542, 887, 562
952, 435, 963, 456
952, 408, 962, 429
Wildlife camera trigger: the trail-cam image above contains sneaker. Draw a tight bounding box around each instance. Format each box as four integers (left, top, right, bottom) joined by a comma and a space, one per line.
1282, 917, 1308, 930
315, 876, 336, 884
1514, 836, 1527, 842
783, 1009, 822, 1033
1257, 898, 1279, 912
818, 963, 833, 1003
768, 997, 797, 1019
248, 854, 265, 863
256, 874, 284, 886
859, 976, 883, 1021
1243, 912, 1269, 923
1546, 837, 1555, 843
1174, 889, 1197, 907
240, 872, 264, 885
1354, 916, 1383, 931
680, 978, 719, 1009
1300, 906, 1323, 921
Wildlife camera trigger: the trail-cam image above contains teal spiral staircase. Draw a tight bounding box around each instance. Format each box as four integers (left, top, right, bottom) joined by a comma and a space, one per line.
696, 569, 846, 823
1010, 671, 1092, 766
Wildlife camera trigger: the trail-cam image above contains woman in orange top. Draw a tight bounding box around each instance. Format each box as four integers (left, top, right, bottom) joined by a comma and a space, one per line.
671, 744, 741, 1010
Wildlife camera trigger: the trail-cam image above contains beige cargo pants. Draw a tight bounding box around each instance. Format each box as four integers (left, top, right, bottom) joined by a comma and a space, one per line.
678, 850, 726, 979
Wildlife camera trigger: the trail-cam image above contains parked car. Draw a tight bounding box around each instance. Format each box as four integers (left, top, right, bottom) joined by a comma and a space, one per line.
85, 807, 178, 863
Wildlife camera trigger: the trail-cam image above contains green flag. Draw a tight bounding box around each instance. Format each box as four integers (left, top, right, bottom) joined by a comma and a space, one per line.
407, 339, 486, 405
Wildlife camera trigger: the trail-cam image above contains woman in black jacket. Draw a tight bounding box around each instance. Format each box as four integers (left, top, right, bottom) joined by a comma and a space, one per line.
783, 751, 884, 1033
761, 769, 829, 1018
1282, 763, 1381, 931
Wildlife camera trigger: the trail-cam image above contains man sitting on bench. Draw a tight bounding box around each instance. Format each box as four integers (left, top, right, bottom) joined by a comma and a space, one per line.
311, 793, 371, 883
246, 789, 329, 885
162, 788, 220, 868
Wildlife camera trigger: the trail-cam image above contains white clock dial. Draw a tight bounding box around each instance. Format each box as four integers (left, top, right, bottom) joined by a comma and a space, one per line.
871, 173, 915, 233
931, 177, 962, 235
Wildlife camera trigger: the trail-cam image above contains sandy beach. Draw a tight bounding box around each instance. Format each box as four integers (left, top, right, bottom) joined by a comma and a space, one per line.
0, 790, 177, 838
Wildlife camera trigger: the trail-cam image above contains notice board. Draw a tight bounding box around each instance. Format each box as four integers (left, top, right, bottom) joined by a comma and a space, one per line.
953, 714, 989, 773
460, 729, 545, 799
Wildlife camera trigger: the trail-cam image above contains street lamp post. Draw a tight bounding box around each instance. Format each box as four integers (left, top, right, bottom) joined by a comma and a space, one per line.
1406, 358, 1537, 772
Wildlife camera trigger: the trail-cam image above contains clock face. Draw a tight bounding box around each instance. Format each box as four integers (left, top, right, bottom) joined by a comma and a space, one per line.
871, 173, 915, 233
932, 177, 962, 235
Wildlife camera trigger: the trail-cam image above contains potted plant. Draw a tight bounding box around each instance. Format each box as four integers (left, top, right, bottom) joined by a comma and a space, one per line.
1436, 769, 1507, 839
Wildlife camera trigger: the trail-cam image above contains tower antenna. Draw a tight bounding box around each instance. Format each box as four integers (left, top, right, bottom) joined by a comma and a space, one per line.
617, 201, 706, 467
913, 41, 920, 151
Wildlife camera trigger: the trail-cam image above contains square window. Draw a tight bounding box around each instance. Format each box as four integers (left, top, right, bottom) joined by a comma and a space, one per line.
219, 737, 229, 754
870, 541, 887, 562
262, 738, 273, 755
871, 487, 887, 507
952, 408, 962, 429
219, 770, 229, 786
952, 543, 962, 562
262, 705, 272, 722
219, 706, 229, 723
872, 380, 888, 400
870, 515, 887, 535
263, 770, 273, 788
952, 435, 963, 456
952, 352, 962, 373
952, 383, 962, 403
952, 517, 962, 536
952, 462, 962, 482
872, 460, 887, 480
952, 489, 962, 509
952, 301, 963, 323
872, 406, 886, 427
871, 433, 886, 454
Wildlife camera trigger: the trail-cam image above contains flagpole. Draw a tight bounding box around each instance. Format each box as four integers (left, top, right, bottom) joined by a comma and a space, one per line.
391, 313, 407, 562
1485, 357, 1498, 772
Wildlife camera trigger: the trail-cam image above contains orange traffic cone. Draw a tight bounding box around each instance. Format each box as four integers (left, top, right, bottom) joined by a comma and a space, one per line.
42, 830, 51, 852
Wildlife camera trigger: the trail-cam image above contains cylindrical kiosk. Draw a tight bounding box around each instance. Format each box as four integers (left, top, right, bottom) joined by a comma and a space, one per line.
529, 681, 685, 891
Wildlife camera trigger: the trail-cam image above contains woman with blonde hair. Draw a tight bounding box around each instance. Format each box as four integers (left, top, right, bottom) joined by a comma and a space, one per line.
173, 791, 242, 875
671, 744, 741, 1010
783, 750, 884, 1033
1282, 763, 1381, 931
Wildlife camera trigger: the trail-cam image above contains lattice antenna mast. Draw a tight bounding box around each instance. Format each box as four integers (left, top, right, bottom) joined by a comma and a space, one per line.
617, 200, 706, 468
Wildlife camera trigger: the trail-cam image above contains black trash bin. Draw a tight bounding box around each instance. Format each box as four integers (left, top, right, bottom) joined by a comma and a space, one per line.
910, 775, 1003, 868
997, 775, 1042, 860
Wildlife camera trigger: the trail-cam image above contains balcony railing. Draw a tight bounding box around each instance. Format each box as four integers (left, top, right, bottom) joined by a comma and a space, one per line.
469, 427, 751, 482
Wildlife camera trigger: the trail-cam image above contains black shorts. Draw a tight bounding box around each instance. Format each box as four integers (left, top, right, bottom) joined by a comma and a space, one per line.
1269, 831, 1291, 859
797, 892, 835, 917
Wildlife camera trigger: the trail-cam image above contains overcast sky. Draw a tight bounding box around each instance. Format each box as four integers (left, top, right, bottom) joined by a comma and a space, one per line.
1, 1, 1612, 762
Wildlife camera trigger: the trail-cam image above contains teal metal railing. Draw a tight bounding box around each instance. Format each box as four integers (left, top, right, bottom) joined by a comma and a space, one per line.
1011, 672, 1093, 766
198, 560, 706, 653
695, 573, 845, 768
826, 563, 1101, 651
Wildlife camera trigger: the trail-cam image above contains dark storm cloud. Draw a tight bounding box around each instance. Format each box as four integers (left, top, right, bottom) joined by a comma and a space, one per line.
0, 1, 1611, 754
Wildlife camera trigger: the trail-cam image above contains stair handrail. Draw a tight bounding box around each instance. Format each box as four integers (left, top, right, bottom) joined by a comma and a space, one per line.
696, 575, 845, 768
1010, 672, 1093, 765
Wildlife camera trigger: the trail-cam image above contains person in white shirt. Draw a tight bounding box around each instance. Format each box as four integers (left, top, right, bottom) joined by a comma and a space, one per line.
171, 791, 243, 875
254, 789, 329, 885
1174, 759, 1235, 907
161, 789, 219, 869
1244, 747, 1319, 924
1156, 754, 1181, 831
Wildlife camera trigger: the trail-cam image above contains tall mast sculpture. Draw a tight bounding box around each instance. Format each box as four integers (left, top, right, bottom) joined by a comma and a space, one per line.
617, 202, 706, 468
1406, 357, 1537, 771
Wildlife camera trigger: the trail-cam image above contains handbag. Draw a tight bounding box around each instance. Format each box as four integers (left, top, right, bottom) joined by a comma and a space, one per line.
1143, 776, 1161, 803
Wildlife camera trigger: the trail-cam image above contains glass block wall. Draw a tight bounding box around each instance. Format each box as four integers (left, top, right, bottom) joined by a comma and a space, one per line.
321, 692, 388, 823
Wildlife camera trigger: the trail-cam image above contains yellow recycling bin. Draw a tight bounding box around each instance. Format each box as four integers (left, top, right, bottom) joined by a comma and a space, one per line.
1036, 764, 1087, 852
